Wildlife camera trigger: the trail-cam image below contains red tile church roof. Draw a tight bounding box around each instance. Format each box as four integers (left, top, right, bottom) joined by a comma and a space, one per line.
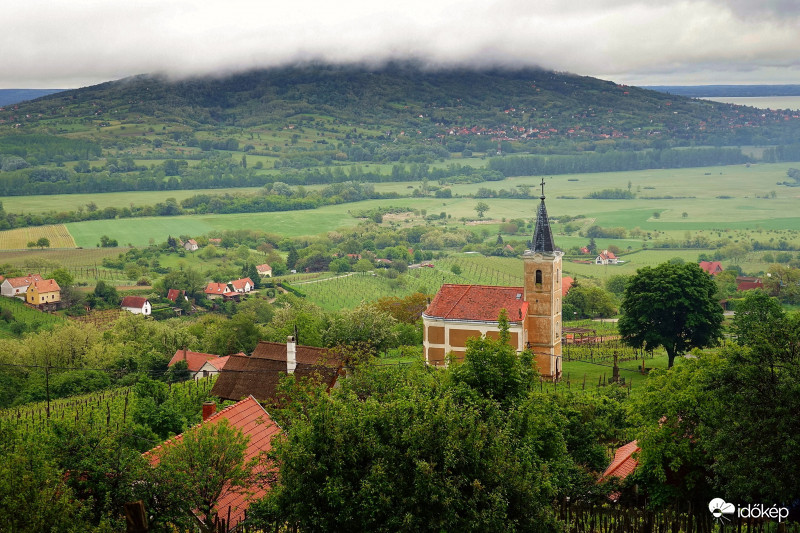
423, 284, 528, 323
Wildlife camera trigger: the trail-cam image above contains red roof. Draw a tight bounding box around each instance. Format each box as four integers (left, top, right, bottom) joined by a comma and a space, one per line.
30, 278, 60, 293
3, 274, 43, 288
598, 250, 617, 260
169, 349, 229, 373
256, 264, 272, 273
120, 296, 149, 309
600, 440, 640, 485
205, 282, 229, 294
737, 280, 764, 291
144, 396, 280, 530
424, 284, 528, 323
230, 278, 254, 291
562, 276, 574, 297
699, 261, 723, 275
166, 289, 185, 302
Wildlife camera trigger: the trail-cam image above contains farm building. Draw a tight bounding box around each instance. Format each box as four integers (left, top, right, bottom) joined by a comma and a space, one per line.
599, 440, 640, 502
422, 187, 564, 379
143, 396, 280, 531
168, 348, 230, 380
1, 274, 43, 299
211, 337, 342, 403
25, 278, 61, 308
121, 296, 151, 316
166, 289, 186, 302
184, 239, 199, 252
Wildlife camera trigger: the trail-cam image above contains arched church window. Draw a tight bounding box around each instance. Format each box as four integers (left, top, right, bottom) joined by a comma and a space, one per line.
535, 269, 543, 284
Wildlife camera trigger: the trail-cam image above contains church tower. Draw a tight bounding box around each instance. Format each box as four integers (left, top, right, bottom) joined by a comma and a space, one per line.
523, 180, 563, 380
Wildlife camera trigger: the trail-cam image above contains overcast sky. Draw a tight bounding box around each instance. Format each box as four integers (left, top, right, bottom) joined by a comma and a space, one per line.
2, 0, 799, 89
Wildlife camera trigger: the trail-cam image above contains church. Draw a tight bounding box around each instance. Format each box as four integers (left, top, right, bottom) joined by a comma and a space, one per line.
422, 184, 564, 380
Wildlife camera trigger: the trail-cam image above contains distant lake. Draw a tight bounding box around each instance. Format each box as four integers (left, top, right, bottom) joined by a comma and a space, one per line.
699, 96, 800, 111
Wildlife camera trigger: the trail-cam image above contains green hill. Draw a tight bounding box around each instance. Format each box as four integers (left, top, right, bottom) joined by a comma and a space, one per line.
4, 63, 799, 148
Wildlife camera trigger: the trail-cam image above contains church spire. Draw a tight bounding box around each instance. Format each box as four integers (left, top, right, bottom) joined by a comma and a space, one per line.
531, 178, 555, 253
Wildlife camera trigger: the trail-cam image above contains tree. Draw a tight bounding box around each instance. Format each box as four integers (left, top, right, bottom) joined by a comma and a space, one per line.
148, 419, 258, 533
286, 247, 299, 270
50, 268, 74, 288
618, 262, 723, 368
36, 237, 50, 249
731, 290, 785, 347
564, 285, 617, 319
474, 201, 490, 219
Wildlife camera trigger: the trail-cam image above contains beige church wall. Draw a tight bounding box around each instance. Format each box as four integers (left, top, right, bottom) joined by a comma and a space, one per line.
427, 326, 445, 345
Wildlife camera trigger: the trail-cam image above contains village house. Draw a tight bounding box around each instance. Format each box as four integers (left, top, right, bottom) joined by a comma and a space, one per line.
1, 274, 43, 299
599, 440, 640, 502
699, 261, 724, 276
120, 296, 151, 316
229, 277, 255, 293
184, 239, 199, 252
211, 337, 342, 403
595, 250, 619, 265
736, 276, 764, 292
166, 288, 186, 302
25, 278, 61, 308
143, 396, 281, 531
168, 348, 230, 380
256, 264, 272, 277
204, 282, 235, 300
422, 184, 564, 380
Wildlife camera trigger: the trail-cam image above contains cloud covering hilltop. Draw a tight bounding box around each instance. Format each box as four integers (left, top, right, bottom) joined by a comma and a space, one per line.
2, 0, 800, 88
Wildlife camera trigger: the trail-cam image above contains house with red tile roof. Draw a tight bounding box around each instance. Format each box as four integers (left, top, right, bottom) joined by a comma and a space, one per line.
422, 187, 564, 379
595, 250, 618, 265
184, 239, 199, 252
599, 440, 640, 502
25, 278, 60, 307
256, 264, 272, 277
229, 277, 254, 293
166, 288, 186, 302
562, 276, 574, 297
699, 261, 724, 276
169, 348, 230, 380
1, 273, 43, 299
143, 396, 280, 531
121, 296, 151, 316
205, 282, 235, 300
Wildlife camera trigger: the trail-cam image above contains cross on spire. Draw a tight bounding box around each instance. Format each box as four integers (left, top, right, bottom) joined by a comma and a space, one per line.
540, 178, 546, 198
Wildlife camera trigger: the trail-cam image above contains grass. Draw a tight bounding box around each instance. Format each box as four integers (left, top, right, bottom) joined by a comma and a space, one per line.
0, 225, 76, 250
561, 352, 670, 390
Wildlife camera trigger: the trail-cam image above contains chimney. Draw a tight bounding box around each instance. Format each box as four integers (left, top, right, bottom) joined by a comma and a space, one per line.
287, 335, 297, 374
182, 346, 187, 361
202, 401, 216, 421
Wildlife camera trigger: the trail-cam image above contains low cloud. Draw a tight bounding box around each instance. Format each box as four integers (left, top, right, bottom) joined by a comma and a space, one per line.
2, 0, 799, 87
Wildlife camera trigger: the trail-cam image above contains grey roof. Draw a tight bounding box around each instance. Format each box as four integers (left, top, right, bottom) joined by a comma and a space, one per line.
531, 196, 555, 253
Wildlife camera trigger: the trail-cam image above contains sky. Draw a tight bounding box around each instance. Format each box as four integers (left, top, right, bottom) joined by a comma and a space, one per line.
2, 0, 799, 89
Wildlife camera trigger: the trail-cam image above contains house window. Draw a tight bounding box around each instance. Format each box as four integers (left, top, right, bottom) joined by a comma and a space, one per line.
535, 269, 543, 285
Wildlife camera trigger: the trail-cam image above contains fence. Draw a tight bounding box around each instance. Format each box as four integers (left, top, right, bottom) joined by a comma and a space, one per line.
558, 502, 800, 533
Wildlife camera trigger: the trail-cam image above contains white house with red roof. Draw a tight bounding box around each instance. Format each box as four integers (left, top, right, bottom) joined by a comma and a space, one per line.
184, 239, 199, 252
423, 182, 564, 379
1, 273, 43, 299
229, 277, 254, 293
256, 264, 272, 277
143, 396, 280, 531
169, 348, 229, 380
120, 296, 151, 316
595, 250, 619, 265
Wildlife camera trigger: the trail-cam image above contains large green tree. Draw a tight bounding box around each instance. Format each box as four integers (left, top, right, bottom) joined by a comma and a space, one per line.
618, 262, 722, 368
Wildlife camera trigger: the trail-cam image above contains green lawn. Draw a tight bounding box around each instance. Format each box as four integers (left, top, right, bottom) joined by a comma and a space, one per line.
562, 352, 671, 390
